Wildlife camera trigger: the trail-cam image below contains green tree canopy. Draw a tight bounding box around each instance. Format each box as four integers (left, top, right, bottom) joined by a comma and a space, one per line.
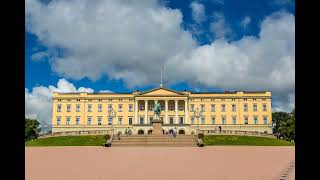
25, 118, 41, 142
272, 110, 295, 141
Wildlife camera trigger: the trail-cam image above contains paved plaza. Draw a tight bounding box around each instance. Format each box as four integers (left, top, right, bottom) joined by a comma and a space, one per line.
25, 146, 294, 180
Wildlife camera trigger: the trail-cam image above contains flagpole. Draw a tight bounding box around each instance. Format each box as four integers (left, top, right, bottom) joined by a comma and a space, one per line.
160, 65, 163, 87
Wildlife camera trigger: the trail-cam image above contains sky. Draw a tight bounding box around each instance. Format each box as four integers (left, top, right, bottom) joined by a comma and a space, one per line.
25, 0, 295, 127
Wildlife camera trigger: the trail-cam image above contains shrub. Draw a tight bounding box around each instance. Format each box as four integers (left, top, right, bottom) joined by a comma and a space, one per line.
103, 134, 110, 141
198, 133, 204, 139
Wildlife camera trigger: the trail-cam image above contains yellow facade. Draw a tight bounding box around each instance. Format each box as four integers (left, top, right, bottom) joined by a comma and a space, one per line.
52, 87, 272, 134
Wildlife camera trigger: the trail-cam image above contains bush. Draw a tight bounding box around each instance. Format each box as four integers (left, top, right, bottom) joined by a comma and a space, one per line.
103, 134, 110, 141
198, 133, 204, 139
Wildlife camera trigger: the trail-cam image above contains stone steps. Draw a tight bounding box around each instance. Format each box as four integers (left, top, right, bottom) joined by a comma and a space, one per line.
111, 135, 198, 147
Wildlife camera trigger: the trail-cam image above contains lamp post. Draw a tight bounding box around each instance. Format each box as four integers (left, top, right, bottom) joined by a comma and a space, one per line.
193, 108, 203, 135
108, 107, 117, 136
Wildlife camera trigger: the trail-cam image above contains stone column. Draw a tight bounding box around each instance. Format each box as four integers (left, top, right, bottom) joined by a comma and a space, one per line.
134, 100, 138, 124
145, 100, 148, 124
185, 99, 188, 124
165, 100, 168, 124
175, 100, 178, 124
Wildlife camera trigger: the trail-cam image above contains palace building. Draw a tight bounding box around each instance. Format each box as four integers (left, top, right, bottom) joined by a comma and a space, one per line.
52, 87, 272, 135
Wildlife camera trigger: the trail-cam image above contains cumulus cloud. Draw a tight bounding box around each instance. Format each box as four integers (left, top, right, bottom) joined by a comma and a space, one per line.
209, 12, 232, 39
31, 51, 49, 61
25, 79, 109, 131
190, 1, 206, 24
166, 11, 295, 111
26, 0, 196, 87
240, 16, 251, 28
26, 0, 295, 112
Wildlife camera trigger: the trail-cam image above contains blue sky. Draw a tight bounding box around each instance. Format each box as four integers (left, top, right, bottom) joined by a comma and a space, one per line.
25, 0, 295, 124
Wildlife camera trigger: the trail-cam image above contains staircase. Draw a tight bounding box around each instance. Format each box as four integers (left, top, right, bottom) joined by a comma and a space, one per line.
111, 134, 198, 147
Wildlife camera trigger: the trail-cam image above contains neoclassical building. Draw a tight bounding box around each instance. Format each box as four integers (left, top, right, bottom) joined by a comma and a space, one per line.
52, 87, 272, 134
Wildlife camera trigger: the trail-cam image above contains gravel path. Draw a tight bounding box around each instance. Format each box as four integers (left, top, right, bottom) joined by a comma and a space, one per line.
26, 146, 294, 180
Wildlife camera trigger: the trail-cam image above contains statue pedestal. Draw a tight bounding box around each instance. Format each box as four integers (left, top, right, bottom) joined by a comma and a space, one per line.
152, 118, 163, 135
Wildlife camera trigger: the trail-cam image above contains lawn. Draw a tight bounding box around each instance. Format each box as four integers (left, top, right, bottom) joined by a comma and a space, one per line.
202, 135, 294, 146
25, 135, 107, 146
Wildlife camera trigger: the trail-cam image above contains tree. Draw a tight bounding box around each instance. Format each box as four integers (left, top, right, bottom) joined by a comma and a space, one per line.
272, 110, 295, 141
25, 118, 41, 142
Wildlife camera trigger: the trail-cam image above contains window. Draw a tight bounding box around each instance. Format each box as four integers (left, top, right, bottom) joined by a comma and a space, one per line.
57, 117, 61, 125
244, 104, 248, 112
140, 117, 144, 124
170, 117, 174, 124
211, 104, 215, 112
129, 104, 133, 112
201, 104, 205, 112
66, 117, 70, 125
222, 117, 226, 124
179, 104, 183, 111
263, 104, 267, 111
191, 117, 195, 124
160, 104, 164, 111
108, 104, 112, 112
253, 104, 257, 112
254, 116, 258, 124
190, 104, 195, 112
179, 117, 184, 124
98, 104, 102, 112
201, 117, 205, 124
57, 104, 62, 112
88, 104, 92, 112
263, 117, 267, 124
232, 116, 237, 124
139, 104, 144, 111
98, 117, 102, 125
232, 104, 236, 112
118, 104, 123, 112
150, 104, 154, 111
76, 117, 80, 125
244, 117, 248, 124
87, 117, 92, 125
129, 117, 132, 125
150, 117, 153, 123
221, 104, 226, 112
108, 117, 113, 125
67, 104, 71, 112
211, 117, 215, 124
76, 104, 80, 112
118, 117, 122, 125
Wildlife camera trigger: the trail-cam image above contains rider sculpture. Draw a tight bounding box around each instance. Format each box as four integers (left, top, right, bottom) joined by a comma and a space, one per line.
153, 101, 161, 119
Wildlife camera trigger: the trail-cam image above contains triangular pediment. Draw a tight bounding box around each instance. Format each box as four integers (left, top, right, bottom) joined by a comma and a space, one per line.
139, 87, 185, 96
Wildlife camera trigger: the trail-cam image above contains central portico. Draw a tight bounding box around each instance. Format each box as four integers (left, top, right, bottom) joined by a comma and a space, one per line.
134, 87, 189, 127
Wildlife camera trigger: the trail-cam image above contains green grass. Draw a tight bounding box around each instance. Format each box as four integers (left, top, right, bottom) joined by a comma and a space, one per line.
202, 135, 294, 146
25, 135, 107, 146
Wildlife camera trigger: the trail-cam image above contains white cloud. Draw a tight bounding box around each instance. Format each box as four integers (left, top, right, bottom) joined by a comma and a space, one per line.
25, 78, 109, 131
99, 90, 114, 93
26, 0, 294, 112
209, 12, 232, 39
272, 93, 295, 112
240, 16, 251, 28
166, 11, 295, 112
26, 0, 196, 87
31, 51, 49, 61
190, 1, 206, 24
